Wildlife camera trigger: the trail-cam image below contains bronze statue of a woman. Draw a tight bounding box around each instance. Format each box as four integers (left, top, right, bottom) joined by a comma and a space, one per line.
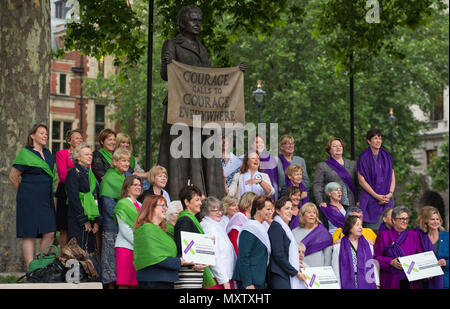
158, 6, 245, 199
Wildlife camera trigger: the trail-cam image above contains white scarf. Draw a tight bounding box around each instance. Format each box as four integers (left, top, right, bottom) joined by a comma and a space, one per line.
273, 215, 303, 289
238, 219, 271, 264
226, 212, 248, 234
239, 170, 266, 198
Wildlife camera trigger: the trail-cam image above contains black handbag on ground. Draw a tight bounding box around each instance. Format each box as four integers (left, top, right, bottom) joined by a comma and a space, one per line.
20, 259, 67, 283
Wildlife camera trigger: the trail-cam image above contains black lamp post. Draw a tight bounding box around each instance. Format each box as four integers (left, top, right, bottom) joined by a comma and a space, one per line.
388, 107, 397, 163
252, 80, 266, 124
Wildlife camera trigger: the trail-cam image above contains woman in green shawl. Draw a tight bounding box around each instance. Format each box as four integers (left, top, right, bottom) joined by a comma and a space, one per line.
10, 124, 57, 270
114, 175, 143, 288
66, 143, 101, 253
115, 132, 149, 179
173, 185, 216, 289
99, 147, 131, 288
134, 195, 193, 289
91, 128, 116, 183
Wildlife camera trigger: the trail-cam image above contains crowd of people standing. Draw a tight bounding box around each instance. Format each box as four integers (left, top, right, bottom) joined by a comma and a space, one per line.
9, 124, 448, 290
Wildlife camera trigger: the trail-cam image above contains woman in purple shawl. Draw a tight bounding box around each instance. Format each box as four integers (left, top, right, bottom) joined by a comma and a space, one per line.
357, 128, 395, 231
280, 164, 309, 207
313, 137, 359, 210
320, 182, 347, 235
292, 203, 333, 267
374, 206, 423, 289
252, 135, 279, 200
416, 206, 449, 289
332, 215, 378, 289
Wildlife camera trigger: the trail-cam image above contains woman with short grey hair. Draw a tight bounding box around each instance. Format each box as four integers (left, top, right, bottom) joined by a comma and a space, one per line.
166, 200, 183, 238
66, 142, 101, 253
320, 182, 347, 235
374, 206, 423, 289
200, 197, 236, 289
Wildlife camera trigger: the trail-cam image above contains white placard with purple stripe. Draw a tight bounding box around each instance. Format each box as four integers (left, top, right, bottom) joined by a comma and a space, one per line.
398, 251, 443, 282
181, 231, 216, 265
302, 266, 340, 289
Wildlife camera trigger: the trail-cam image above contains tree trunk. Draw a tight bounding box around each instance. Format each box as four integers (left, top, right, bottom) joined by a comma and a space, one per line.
0, 0, 51, 272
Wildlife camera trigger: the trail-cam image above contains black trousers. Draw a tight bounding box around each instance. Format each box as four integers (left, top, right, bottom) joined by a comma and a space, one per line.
138, 281, 174, 289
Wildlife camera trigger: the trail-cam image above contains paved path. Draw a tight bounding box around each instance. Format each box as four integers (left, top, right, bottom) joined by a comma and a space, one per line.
0, 282, 102, 289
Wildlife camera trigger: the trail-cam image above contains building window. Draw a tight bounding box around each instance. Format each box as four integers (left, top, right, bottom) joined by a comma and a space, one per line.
55, 1, 66, 19
431, 92, 444, 121
426, 149, 438, 166
95, 104, 106, 148
51, 120, 72, 159
98, 56, 105, 77
59, 73, 67, 94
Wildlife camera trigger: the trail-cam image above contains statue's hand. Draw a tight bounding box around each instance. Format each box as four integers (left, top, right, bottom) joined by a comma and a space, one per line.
238, 61, 247, 72
163, 52, 172, 64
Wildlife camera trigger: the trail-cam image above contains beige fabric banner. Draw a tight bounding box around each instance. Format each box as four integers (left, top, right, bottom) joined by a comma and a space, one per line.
167, 60, 245, 128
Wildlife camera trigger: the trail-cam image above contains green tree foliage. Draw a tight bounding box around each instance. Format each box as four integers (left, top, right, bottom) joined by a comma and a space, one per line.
226, 0, 448, 194
76, 0, 448, 197
427, 135, 449, 192
59, 0, 146, 67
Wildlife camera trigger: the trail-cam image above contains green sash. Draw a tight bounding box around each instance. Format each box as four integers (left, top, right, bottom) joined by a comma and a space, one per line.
167, 223, 175, 239
113, 198, 139, 229
100, 168, 125, 199
12, 148, 57, 186
98, 148, 113, 166
78, 168, 99, 221
177, 210, 216, 288
129, 156, 135, 170
133, 223, 177, 271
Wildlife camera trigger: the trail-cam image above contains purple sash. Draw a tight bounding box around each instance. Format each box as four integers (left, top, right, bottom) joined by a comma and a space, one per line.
301, 223, 333, 256
259, 151, 278, 199
279, 154, 309, 206
339, 236, 376, 289
278, 154, 292, 186
378, 222, 389, 231
383, 229, 408, 279
415, 227, 444, 289
325, 157, 358, 202
321, 204, 345, 229
357, 147, 394, 224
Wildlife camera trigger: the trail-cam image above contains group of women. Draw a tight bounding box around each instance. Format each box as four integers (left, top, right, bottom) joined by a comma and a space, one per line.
9, 124, 448, 289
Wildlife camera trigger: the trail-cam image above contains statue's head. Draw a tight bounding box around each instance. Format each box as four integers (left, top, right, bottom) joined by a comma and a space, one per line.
177, 6, 203, 35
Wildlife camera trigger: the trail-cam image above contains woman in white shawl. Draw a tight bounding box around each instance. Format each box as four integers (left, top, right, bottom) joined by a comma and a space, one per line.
268, 196, 307, 289
232, 195, 274, 289
200, 196, 236, 289
227, 152, 274, 200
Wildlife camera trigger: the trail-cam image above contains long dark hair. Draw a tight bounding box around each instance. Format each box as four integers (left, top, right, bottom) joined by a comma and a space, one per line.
26, 124, 48, 148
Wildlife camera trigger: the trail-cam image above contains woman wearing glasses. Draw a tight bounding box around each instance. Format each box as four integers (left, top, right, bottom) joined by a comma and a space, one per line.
113, 175, 143, 288
133, 195, 194, 289
374, 206, 423, 289
200, 197, 236, 289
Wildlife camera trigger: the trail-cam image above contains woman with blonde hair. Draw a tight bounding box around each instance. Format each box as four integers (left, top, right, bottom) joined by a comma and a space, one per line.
226, 192, 256, 255
138, 165, 171, 204
220, 195, 239, 229
99, 147, 131, 288
292, 203, 333, 267
416, 206, 448, 289
114, 132, 149, 180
